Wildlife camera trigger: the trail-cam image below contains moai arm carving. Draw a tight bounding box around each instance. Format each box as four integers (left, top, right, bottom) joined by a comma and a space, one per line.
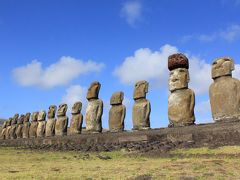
121, 105, 126, 126
97, 100, 103, 122
145, 101, 151, 125
190, 90, 195, 114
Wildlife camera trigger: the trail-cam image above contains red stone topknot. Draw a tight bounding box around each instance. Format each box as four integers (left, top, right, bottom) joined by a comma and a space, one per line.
168, 53, 189, 71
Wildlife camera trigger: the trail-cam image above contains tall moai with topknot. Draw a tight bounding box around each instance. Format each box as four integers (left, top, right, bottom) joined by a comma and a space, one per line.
22, 113, 31, 138
29, 112, 39, 138
109, 92, 126, 132
55, 104, 68, 136
209, 57, 240, 122
86, 81, 103, 133
69, 102, 83, 135
16, 114, 24, 138
9, 114, 19, 139
45, 105, 57, 137
168, 53, 195, 127
132, 80, 151, 130
36, 111, 46, 138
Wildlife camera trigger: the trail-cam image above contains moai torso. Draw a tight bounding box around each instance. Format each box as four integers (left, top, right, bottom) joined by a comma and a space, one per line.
55, 104, 68, 136
10, 114, 19, 139
16, 114, 24, 139
45, 105, 57, 137
132, 81, 151, 130
69, 102, 83, 135
29, 112, 39, 138
1, 121, 7, 139
22, 113, 31, 139
109, 92, 126, 132
36, 111, 46, 138
5, 119, 12, 139
85, 81, 103, 133
209, 57, 240, 122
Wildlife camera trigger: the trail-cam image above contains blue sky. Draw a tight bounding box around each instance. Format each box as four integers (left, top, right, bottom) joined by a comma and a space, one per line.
0, 0, 240, 129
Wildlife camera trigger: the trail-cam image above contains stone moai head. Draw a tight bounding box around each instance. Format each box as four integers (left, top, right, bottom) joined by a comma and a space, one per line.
7, 118, 12, 126
133, 81, 149, 100
31, 112, 39, 122
48, 105, 57, 119
12, 114, 19, 125
87, 81, 101, 100
110, 92, 124, 105
38, 111, 46, 121
212, 57, 234, 79
71, 102, 82, 114
57, 104, 68, 117
168, 53, 189, 92
24, 113, 31, 122
17, 114, 24, 124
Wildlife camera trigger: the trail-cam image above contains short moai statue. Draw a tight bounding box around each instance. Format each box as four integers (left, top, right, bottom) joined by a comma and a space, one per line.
85, 81, 103, 133
22, 112, 31, 138
0, 121, 7, 139
45, 105, 57, 137
55, 104, 68, 136
36, 111, 46, 138
109, 92, 126, 132
29, 112, 39, 138
16, 114, 24, 138
132, 81, 151, 130
5, 118, 12, 139
69, 102, 83, 135
168, 53, 195, 127
9, 114, 19, 139
209, 57, 240, 122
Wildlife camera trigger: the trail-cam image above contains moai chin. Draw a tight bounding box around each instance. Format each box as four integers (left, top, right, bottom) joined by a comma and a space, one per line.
16, 114, 24, 139
5, 118, 12, 139
0, 121, 7, 139
55, 104, 68, 136
209, 57, 240, 122
69, 102, 83, 135
132, 80, 151, 130
36, 111, 46, 138
85, 81, 103, 133
29, 112, 39, 138
109, 92, 126, 132
168, 53, 195, 127
9, 113, 19, 139
45, 105, 57, 137
22, 113, 31, 139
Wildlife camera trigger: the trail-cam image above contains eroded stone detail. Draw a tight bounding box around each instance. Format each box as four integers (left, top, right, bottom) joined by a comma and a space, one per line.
29, 112, 39, 138
209, 57, 240, 122
55, 104, 68, 136
9, 114, 19, 139
0, 121, 7, 139
22, 113, 31, 139
45, 105, 57, 137
16, 114, 24, 139
109, 92, 126, 132
132, 81, 151, 130
69, 102, 83, 135
5, 118, 12, 139
36, 111, 46, 138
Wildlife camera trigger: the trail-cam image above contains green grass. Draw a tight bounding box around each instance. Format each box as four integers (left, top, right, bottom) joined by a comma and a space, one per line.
1, 146, 240, 179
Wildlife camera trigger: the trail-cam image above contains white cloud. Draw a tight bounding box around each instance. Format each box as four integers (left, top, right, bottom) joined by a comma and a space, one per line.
120, 0, 142, 27
12, 56, 104, 89
233, 64, 240, 79
195, 100, 211, 113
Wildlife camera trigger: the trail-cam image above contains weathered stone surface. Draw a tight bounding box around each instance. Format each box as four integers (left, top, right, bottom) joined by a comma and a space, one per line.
169, 68, 189, 92
132, 81, 151, 130
109, 92, 126, 132
55, 104, 68, 136
29, 112, 39, 138
5, 118, 12, 139
86, 81, 103, 133
9, 114, 19, 139
16, 114, 24, 139
45, 105, 57, 137
168, 53, 189, 71
209, 57, 240, 122
69, 102, 83, 135
36, 111, 46, 138
22, 113, 31, 139
0, 121, 7, 139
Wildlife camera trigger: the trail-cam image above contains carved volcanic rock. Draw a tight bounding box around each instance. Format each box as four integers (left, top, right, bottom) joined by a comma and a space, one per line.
168, 53, 189, 71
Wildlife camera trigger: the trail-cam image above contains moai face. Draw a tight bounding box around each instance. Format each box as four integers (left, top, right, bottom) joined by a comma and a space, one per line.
133, 81, 148, 100
71, 102, 82, 114
169, 68, 189, 92
12, 114, 19, 125
18, 114, 25, 124
57, 104, 68, 117
48, 105, 57, 118
212, 57, 234, 79
24, 113, 31, 122
7, 118, 12, 126
110, 92, 124, 105
38, 111, 46, 121
87, 81, 101, 100
31, 112, 39, 122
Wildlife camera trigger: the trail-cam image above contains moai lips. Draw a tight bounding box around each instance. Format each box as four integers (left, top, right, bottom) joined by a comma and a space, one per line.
16, 114, 24, 139
209, 57, 240, 122
55, 104, 68, 136
37, 111, 46, 138
109, 92, 126, 132
29, 112, 39, 138
69, 102, 83, 135
22, 113, 31, 139
132, 81, 151, 130
9, 114, 19, 139
45, 105, 57, 137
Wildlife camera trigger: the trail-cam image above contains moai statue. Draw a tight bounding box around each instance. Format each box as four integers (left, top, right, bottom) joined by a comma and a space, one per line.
109, 92, 126, 132
0, 121, 7, 139
85, 81, 103, 133
36, 111, 46, 138
5, 118, 12, 139
55, 104, 68, 136
16, 114, 24, 138
45, 105, 57, 137
29, 112, 39, 138
22, 113, 31, 139
132, 81, 151, 130
168, 53, 195, 127
69, 102, 83, 135
209, 57, 240, 122
9, 113, 19, 139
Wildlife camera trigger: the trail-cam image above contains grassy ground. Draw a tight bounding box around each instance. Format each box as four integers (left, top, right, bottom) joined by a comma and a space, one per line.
1, 146, 240, 179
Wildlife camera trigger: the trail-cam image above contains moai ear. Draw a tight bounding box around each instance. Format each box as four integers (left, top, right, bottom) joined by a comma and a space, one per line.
187, 70, 190, 83
144, 81, 149, 93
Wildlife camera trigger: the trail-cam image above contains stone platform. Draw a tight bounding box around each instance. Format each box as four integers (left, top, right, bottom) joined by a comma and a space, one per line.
1, 121, 240, 152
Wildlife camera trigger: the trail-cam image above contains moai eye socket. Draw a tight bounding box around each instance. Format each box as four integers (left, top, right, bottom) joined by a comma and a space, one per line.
179, 69, 185, 73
